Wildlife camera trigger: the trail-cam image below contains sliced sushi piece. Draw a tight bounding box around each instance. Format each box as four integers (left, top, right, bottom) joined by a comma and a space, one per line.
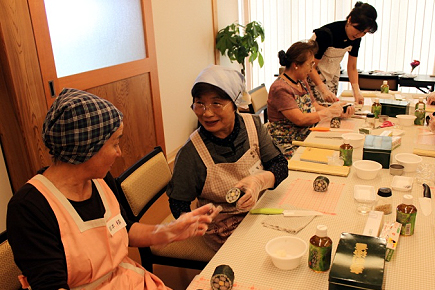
225, 187, 244, 203
211, 264, 234, 290
313, 176, 330, 192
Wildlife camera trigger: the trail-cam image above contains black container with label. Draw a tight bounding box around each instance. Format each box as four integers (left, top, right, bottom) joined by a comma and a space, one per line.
379, 99, 409, 117
362, 135, 392, 169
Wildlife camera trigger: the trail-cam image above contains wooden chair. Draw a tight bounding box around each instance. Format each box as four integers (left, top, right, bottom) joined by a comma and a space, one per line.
0, 231, 23, 290
115, 146, 215, 273
248, 83, 268, 123
358, 74, 399, 91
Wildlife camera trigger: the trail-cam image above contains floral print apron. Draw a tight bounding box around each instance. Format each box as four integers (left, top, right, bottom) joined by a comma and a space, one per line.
268, 77, 315, 159
190, 114, 262, 251
308, 34, 352, 103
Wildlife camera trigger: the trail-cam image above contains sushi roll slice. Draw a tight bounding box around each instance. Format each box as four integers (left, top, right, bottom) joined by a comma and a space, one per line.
313, 176, 329, 192
211, 264, 234, 290
330, 117, 341, 128
225, 187, 244, 203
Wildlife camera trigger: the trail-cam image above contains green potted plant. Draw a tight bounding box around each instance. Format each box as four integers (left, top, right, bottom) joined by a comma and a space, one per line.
216, 21, 265, 75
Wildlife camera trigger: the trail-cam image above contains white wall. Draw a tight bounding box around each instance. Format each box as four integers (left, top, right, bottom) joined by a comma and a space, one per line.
151, 0, 240, 157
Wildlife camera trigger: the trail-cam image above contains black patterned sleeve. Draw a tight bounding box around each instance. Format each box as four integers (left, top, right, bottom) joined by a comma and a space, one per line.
263, 154, 289, 188
169, 198, 192, 219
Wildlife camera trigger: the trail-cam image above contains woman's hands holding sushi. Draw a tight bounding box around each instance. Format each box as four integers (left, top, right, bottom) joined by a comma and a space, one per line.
147, 203, 222, 246
235, 170, 275, 211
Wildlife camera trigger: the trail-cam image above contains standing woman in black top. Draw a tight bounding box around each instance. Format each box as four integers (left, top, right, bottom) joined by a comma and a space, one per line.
307, 1, 378, 104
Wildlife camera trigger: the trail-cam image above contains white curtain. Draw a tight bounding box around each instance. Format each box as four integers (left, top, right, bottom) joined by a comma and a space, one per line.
245, 0, 435, 94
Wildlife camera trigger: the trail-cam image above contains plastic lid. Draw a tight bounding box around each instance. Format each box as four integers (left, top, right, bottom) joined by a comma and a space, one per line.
383, 80, 388, 84
316, 225, 328, 237
377, 187, 392, 197
366, 113, 375, 118
403, 194, 413, 204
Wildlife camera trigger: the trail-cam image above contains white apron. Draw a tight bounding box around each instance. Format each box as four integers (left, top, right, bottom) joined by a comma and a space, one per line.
308, 34, 352, 103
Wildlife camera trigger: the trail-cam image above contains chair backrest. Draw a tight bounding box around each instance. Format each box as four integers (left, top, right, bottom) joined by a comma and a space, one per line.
115, 146, 172, 222
358, 74, 399, 91
0, 231, 22, 290
249, 83, 268, 123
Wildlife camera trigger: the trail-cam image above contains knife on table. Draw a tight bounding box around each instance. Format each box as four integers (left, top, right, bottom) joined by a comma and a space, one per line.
250, 208, 324, 216
419, 183, 432, 216
309, 127, 353, 132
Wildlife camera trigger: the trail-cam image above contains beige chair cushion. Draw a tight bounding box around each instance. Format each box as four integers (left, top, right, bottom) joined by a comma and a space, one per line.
120, 152, 171, 216
250, 85, 268, 113
0, 240, 22, 290
150, 215, 215, 262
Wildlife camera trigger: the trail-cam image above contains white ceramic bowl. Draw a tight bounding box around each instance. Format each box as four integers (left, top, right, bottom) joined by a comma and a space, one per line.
265, 236, 308, 270
394, 153, 423, 172
341, 133, 365, 148
353, 160, 382, 180
395, 115, 416, 126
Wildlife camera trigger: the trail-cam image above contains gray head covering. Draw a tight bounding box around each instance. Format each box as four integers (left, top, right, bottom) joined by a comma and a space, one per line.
193, 65, 251, 107
42, 88, 123, 164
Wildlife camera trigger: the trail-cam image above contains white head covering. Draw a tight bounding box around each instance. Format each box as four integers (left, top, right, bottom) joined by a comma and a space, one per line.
193, 65, 251, 108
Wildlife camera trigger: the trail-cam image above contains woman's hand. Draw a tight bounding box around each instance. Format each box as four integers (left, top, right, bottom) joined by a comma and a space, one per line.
234, 171, 275, 211
321, 89, 339, 103
427, 92, 435, 105
152, 203, 222, 244
341, 104, 355, 118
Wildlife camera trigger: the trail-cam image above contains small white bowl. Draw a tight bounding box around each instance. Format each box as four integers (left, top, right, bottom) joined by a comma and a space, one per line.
341, 133, 365, 148
395, 115, 416, 126
265, 236, 308, 270
353, 160, 382, 180
394, 153, 423, 172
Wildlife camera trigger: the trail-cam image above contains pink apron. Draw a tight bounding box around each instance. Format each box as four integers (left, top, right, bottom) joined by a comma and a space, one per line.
26, 174, 169, 290
190, 114, 262, 251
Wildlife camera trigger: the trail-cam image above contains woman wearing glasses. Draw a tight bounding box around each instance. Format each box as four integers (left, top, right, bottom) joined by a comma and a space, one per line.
308, 1, 378, 104
167, 65, 288, 251
268, 40, 354, 159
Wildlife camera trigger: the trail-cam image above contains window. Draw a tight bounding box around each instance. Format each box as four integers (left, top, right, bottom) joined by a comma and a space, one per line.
245, 0, 435, 94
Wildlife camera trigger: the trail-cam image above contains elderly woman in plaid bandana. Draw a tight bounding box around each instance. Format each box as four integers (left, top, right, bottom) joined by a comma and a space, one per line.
167, 65, 289, 251
7, 88, 221, 290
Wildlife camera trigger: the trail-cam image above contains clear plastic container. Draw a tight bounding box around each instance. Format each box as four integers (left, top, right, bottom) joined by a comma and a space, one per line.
374, 187, 392, 215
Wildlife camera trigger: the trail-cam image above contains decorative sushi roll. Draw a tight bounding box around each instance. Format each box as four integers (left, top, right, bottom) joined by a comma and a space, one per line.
226, 187, 244, 203
330, 117, 341, 128
211, 264, 234, 290
313, 176, 329, 192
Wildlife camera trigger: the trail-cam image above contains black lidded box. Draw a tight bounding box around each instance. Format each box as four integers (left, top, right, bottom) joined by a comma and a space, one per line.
329, 233, 386, 290
379, 99, 409, 117
363, 135, 392, 169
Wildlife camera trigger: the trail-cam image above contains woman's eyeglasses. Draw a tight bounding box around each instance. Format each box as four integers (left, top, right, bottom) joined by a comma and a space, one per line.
191, 102, 232, 114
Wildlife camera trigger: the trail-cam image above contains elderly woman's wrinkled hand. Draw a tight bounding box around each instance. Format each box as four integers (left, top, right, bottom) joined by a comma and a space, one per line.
153, 203, 222, 244
341, 104, 355, 118
427, 92, 435, 106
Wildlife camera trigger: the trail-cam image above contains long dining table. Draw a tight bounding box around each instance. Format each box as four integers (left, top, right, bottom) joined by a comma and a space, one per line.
187, 95, 435, 290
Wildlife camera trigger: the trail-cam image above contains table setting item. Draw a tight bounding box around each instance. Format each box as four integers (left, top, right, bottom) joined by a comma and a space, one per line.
394, 153, 422, 172
389, 163, 404, 175
265, 236, 308, 270
287, 159, 350, 176
395, 114, 416, 126
418, 183, 432, 216
354, 185, 376, 214
341, 132, 365, 148
391, 176, 413, 191
353, 160, 382, 180
249, 208, 324, 216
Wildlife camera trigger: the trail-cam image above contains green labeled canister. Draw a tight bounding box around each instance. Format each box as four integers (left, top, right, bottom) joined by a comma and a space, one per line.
396, 194, 417, 236
308, 225, 332, 272
339, 138, 353, 166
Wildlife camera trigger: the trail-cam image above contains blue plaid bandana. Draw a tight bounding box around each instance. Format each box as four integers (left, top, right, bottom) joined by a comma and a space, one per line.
42, 88, 123, 164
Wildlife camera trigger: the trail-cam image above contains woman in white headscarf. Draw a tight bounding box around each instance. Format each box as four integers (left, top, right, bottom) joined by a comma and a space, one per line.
167, 65, 289, 251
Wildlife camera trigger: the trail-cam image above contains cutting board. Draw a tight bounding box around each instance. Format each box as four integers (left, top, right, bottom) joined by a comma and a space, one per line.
288, 160, 350, 177
300, 147, 335, 164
